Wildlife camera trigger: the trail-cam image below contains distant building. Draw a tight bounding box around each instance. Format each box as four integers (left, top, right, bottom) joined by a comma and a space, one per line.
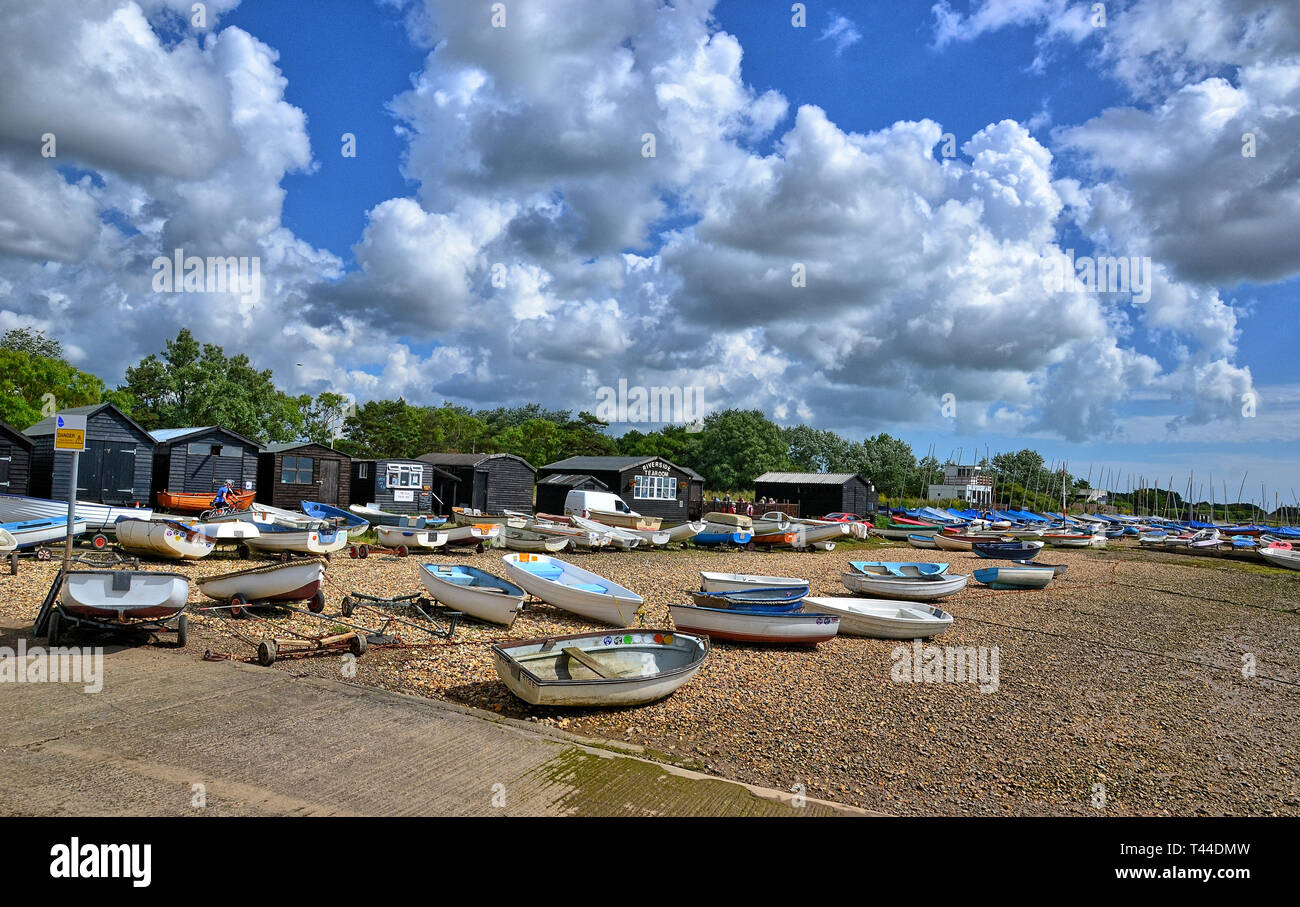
26, 402, 154, 506
752, 472, 878, 518
1071, 487, 1109, 504
149, 426, 261, 505
927, 464, 994, 507
416, 452, 536, 514
536, 456, 705, 520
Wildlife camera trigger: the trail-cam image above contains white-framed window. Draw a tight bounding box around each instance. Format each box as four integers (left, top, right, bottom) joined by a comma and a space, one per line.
634, 475, 677, 500
386, 463, 424, 489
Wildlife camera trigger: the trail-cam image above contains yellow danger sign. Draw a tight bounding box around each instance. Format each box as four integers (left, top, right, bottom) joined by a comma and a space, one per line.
53, 413, 87, 451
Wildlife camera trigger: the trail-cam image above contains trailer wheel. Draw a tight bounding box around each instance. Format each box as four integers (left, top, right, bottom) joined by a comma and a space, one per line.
745, 542, 756, 551
47, 611, 61, 646
36, 547, 51, 561
475, 542, 484, 554
397, 545, 409, 558
308, 590, 326, 614
348, 545, 358, 559
237, 544, 250, 560
91, 533, 108, 550
229, 593, 249, 619
358, 545, 369, 559
340, 595, 354, 618
350, 633, 367, 657
280, 552, 291, 563
174, 614, 188, 648
257, 639, 278, 666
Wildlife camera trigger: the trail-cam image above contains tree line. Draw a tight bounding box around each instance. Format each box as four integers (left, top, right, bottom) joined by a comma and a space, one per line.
1, 326, 1282, 518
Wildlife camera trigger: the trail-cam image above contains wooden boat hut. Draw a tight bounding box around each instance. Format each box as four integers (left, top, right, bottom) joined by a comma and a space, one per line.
536, 456, 705, 521
26, 402, 154, 505
149, 426, 261, 505
350, 457, 460, 516
255, 442, 351, 510
415, 452, 536, 514
752, 471, 878, 518
0, 421, 34, 496
533, 472, 611, 516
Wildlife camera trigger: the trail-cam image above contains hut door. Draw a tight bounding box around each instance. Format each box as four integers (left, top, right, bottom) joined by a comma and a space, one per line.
77, 441, 105, 500
319, 459, 339, 504
473, 470, 487, 510
0, 444, 10, 488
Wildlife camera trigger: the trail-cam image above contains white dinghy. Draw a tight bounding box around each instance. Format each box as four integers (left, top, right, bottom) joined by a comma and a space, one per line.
502, 528, 571, 553
443, 523, 501, 551
1258, 545, 1300, 571
493, 629, 708, 707
668, 602, 840, 645
198, 558, 328, 612
503, 553, 644, 626
802, 597, 953, 639
420, 564, 526, 627
840, 570, 969, 601
376, 525, 449, 554
698, 571, 809, 594
115, 518, 216, 560
244, 523, 348, 556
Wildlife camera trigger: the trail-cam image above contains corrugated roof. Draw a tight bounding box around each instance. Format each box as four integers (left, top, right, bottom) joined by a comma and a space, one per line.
262, 440, 347, 454
542, 455, 704, 480
754, 472, 863, 485
536, 472, 610, 489
150, 426, 214, 442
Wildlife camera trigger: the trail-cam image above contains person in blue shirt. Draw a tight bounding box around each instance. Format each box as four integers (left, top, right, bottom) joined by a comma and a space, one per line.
212, 481, 234, 508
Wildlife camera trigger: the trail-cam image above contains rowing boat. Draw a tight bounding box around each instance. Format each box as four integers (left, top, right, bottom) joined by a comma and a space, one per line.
689, 587, 807, 609
243, 523, 349, 555
971, 540, 1045, 560
668, 602, 840, 644
376, 525, 449, 552
933, 533, 980, 551
699, 572, 809, 594
198, 558, 327, 609
349, 503, 444, 528
157, 489, 254, 513
301, 500, 369, 537
972, 565, 1055, 589
421, 564, 525, 626
840, 570, 969, 601
502, 527, 571, 553
0, 529, 14, 553
492, 629, 707, 706
61, 570, 189, 620
1258, 545, 1300, 570
114, 518, 216, 560
0, 493, 152, 532
443, 523, 501, 549
452, 507, 527, 529
907, 533, 939, 549
849, 561, 950, 577
691, 529, 753, 547
802, 597, 953, 639
660, 521, 706, 544
1, 516, 87, 548
503, 553, 644, 626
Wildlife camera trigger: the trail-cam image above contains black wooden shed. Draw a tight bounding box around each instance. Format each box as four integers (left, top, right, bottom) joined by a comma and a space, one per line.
534, 472, 610, 516
536, 456, 705, 521
415, 452, 536, 514
149, 426, 261, 505
752, 472, 878, 518
0, 421, 34, 497
26, 403, 154, 505
256, 442, 352, 509
350, 457, 460, 515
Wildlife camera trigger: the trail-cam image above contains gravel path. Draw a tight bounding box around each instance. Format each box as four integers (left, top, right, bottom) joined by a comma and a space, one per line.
3, 538, 1296, 816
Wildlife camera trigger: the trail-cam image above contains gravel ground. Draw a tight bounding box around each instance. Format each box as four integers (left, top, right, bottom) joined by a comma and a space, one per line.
3, 537, 1297, 816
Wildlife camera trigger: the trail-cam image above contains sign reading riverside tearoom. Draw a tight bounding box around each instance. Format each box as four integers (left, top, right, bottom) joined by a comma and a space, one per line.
54, 413, 87, 452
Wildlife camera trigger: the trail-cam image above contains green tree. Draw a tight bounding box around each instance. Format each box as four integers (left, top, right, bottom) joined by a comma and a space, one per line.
418, 404, 489, 454
783, 424, 850, 472
1, 327, 62, 359
0, 349, 109, 428
689, 409, 790, 491
302, 392, 353, 447
844, 433, 916, 499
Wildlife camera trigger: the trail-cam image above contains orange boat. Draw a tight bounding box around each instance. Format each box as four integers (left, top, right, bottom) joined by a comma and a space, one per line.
156, 489, 254, 513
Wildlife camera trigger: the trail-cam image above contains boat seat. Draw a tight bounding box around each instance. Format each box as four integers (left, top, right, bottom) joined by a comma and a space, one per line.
570, 582, 607, 594
516, 562, 564, 580
442, 574, 475, 585
562, 647, 616, 679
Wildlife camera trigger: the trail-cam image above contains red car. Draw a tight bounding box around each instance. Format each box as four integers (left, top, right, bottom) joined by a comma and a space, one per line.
821, 512, 863, 522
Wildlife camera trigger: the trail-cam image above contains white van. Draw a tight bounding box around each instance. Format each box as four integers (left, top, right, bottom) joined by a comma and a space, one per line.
564, 490, 641, 518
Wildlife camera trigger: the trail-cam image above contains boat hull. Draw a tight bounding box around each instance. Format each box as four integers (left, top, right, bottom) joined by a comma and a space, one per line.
376, 526, 448, 550
157, 489, 254, 513
503, 553, 644, 626
198, 559, 326, 603
0, 493, 152, 532
669, 603, 839, 644
115, 518, 216, 560
492, 629, 707, 706
60, 570, 189, 620
972, 566, 1054, 589
421, 564, 524, 626
2, 517, 88, 548
802, 596, 952, 639
244, 525, 348, 555
840, 571, 969, 601
699, 571, 809, 594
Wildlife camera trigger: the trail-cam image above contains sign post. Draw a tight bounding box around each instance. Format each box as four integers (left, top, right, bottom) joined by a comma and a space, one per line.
54, 413, 87, 571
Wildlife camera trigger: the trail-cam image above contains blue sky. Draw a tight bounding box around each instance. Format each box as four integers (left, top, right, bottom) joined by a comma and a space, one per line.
2, 1, 1297, 504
